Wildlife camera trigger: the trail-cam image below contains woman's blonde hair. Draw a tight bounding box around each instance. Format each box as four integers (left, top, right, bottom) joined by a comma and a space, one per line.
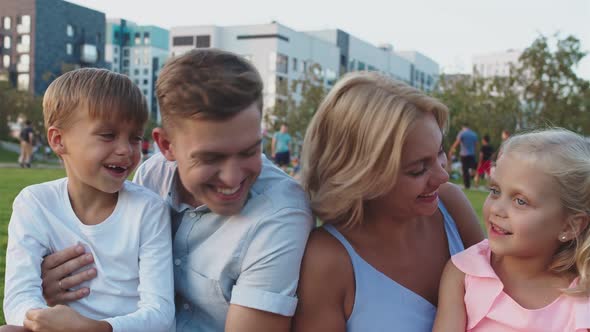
501, 128, 590, 295
301, 71, 448, 228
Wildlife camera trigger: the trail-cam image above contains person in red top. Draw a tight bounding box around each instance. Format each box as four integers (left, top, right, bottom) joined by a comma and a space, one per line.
474, 135, 493, 188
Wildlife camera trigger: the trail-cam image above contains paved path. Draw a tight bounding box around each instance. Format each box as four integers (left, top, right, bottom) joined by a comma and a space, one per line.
0, 162, 63, 169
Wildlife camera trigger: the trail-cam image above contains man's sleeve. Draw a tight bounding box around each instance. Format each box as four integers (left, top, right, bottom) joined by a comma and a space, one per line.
230, 207, 313, 316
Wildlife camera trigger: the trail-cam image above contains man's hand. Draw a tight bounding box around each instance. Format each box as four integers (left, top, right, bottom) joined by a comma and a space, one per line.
24, 305, 111, 332
41, 245, 96, 306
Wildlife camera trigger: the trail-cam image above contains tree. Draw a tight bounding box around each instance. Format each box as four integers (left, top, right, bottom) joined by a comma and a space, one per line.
0, 81, 43, 140
435, 33, 589, 148
515, 34, 590, 132
264, 62, 328, 154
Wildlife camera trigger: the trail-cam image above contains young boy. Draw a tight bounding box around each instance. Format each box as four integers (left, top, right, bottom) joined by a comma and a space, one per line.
3, 68, 174, 332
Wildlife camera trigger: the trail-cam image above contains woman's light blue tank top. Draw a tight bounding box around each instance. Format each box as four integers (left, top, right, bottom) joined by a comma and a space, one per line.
323, 201, 464, 332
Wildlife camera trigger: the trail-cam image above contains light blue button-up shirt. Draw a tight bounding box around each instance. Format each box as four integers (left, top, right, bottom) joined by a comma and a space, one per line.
133, 153, 313, 331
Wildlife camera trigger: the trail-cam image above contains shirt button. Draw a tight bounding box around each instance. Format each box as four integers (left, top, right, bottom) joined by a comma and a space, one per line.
183, 303, 190, 310
174, 259, 181, 266
189, 212, 197, 218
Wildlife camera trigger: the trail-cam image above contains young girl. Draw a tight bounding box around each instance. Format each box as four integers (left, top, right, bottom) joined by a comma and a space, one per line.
434, 128, 590, 331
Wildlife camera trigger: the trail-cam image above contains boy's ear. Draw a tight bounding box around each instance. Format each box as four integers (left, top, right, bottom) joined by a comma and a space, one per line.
47, 126, 66, 156
561, 213, 590, 241
152, 127, 176, 161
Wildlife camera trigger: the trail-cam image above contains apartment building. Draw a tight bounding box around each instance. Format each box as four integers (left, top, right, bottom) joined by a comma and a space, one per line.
105, 19, 169, 122
0, 0, 106, 94
169, 22, 440, 113
472, 49, 522, 78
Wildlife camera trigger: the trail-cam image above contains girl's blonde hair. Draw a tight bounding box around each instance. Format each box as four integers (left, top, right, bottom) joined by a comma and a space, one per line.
501, 128, 590, 295
300, 71, 448, 228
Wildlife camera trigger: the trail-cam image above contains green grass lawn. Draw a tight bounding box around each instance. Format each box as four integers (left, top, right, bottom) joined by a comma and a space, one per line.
0, 166, 489, 324
0, 147, 19, 163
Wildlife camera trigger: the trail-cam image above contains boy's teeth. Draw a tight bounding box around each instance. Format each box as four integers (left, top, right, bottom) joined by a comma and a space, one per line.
419, 191, 436, 197
216, 186, 240, 195
107, 165, 127, 169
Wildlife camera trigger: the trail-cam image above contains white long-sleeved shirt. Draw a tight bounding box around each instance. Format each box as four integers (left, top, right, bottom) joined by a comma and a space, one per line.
4, 178, 174, 332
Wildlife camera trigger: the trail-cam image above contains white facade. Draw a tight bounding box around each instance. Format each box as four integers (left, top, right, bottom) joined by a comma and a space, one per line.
170, 23, 340, 111
472, 49, 522, 78
169, 22, 441, 115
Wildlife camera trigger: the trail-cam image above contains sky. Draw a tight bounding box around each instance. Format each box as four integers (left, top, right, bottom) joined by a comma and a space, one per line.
70, 0, 590, 80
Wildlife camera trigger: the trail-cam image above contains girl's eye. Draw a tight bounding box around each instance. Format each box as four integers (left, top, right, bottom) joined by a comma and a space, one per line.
130, 136, 143, 144
410, 168, 427, 177
515, 198, 527, 206
489, 187, 500, 195
100, 133, 115, 140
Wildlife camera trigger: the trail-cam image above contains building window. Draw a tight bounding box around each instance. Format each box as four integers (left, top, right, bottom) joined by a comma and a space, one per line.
196, 35, 210, 48
66, 43, 73, 55
143, 89, 148, 95
172, 36, 194, 46
2, 55, 10, 68
357, 61, 365, 70
17, 54, 29, 72
143, 68, 149, 75
134, 79, 139, 85
134, 69, 139, 75
17, 15, 31, 33
134, 33, 140, 44
113, 57, 118, 64
17, 34, 30, 52
123, 59, 129, 67
3, 35, 11, 49
66, 24, 74, 37
17, 73, 29, 91
134, 57, 140, 65
3, 17, 11, 30
143, 79, 148, 85
292, 58, 298, 72
143, 32, 150, 44
276, 53, 288, 74
276, 76, 288, 95
123, 49, 129, 57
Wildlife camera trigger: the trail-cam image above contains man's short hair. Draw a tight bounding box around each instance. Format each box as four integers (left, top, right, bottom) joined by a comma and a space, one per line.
43, 68, 148, 130
156, 48, 263, 127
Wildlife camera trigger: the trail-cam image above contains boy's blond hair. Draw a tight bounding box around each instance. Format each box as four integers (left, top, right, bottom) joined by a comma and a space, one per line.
43, 68, 148, 130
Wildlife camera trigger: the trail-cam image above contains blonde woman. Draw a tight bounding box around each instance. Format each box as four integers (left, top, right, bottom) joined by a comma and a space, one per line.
292, 72, 484, 331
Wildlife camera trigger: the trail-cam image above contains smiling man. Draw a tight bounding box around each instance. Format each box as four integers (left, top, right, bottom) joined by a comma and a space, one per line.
39, 49, 314, 332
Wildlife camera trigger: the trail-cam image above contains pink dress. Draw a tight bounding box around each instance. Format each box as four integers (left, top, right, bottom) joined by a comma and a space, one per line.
452, 239, 590, 332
